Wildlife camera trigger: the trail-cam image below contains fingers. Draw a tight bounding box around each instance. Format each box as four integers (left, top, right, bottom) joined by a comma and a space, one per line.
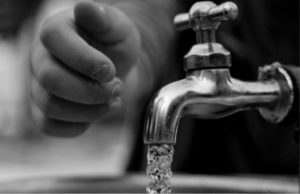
74, 0, 137, 44
74, 0, 141, 77
30, 68, 112, 137
42, 119, 89, 137
40, 11, 116, 83
30, 0, 142, 137
31, 43, 122, 105
30, 39, 122, 137
31, 77, 111, 123
31, 98, 90, 137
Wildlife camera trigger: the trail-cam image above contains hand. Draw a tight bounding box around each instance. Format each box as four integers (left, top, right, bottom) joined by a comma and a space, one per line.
30, 0, 141, 137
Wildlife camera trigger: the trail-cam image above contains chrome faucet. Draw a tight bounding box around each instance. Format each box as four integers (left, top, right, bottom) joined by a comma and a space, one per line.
144, 1, 294, 145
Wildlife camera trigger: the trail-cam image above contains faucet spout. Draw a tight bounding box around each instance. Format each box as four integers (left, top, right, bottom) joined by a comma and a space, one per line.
144, 65, 293, 145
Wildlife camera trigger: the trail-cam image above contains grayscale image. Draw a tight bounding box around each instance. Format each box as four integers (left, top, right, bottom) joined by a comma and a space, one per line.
0, 0, 298, 193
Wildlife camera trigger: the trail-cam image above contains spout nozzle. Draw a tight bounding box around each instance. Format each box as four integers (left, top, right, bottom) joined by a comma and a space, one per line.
258, 63, 294, 123
143, 96, 179, 145
143, 80, 190, 145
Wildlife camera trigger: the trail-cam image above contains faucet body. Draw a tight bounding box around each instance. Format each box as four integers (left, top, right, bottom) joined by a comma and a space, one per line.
144, 1, 294, 145
144, 65, 293, 144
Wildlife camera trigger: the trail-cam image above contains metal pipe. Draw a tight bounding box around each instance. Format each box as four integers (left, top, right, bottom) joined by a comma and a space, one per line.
144, 67, 293, 144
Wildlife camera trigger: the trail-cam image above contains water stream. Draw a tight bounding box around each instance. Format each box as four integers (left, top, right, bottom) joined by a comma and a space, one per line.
146, 144, 174, 194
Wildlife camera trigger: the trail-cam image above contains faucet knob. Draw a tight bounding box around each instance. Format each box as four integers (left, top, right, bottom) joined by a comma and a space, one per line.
175, 1, 238, 71
174, 1, 238, 32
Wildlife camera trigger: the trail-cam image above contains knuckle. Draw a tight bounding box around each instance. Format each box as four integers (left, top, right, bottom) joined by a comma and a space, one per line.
40, 14, 66, 49
38, 93, 53, 116
40, 16, 58, 46
32, 89, 53, 118
31, 79, 60, 121
37, 60, 60, 94
38, 69, 53, 92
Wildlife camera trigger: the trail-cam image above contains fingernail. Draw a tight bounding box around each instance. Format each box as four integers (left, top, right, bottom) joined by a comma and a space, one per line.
112, 83, 122, 99
92, 64, 115, 82
101, 64, 115, 82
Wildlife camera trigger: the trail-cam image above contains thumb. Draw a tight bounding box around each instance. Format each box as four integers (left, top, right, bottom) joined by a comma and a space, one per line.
74, 0, 136, 44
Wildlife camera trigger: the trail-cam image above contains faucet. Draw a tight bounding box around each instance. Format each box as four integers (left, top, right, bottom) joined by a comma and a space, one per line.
144, 1, 294, 145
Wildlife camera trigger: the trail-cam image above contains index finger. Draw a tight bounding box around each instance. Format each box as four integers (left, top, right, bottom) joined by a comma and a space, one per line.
40, 10, 116, 83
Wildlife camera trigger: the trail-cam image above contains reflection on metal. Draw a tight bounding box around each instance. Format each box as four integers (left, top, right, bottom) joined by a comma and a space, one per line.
144, 1, 294, 144
144, 65, 293, 144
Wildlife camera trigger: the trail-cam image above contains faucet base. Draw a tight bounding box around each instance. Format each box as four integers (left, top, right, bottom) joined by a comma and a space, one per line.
258, 63, 294, 123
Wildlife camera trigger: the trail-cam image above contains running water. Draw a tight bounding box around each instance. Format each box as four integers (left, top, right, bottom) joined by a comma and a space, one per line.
146, 144, 174, 194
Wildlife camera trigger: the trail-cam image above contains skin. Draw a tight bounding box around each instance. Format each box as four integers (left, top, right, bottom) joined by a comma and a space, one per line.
30, 0, 180, 137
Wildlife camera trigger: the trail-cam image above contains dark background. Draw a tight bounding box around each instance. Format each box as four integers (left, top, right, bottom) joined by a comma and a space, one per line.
128, 0, 299, 175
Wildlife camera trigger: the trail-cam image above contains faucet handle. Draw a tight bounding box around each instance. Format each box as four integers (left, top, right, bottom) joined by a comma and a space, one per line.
177, 2, 238, 70
174, 1, 238, 32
